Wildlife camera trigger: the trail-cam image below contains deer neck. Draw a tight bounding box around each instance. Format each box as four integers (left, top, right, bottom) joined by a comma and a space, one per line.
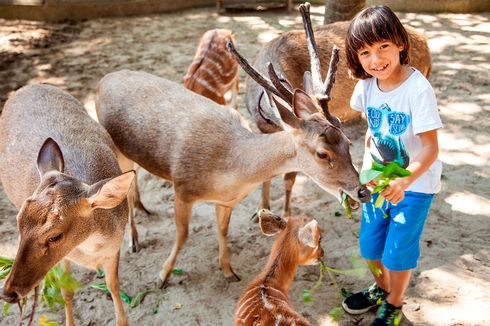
259, 238, 298, 295
232, 131, 297, 184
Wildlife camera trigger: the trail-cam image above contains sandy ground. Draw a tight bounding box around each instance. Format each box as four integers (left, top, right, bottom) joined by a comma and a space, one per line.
0, 5, 489, 326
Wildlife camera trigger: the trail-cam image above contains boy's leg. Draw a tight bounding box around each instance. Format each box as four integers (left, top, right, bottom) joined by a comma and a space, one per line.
387, 269, 411, 307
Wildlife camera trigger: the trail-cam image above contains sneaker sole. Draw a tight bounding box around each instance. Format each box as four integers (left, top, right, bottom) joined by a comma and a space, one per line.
341, 299, 377, 315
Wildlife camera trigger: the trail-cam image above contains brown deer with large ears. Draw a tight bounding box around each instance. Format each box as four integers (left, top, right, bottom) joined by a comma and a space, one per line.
235, 209, 323, 326
0, 84, 135, 326
245, 2, 432, 218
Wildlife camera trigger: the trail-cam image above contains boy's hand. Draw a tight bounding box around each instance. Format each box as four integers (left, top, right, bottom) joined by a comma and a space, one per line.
380, 177, 410, 204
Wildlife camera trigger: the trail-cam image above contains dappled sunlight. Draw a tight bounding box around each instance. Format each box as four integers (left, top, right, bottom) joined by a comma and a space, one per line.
445, 191, 490, 216
439, 129, 489, 166
411, 252, 490, 325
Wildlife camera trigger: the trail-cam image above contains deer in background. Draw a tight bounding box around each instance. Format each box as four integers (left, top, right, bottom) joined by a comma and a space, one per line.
125, 28, 239, 244
246, 2, 432, 218
184, 28, 239, 109
0, 84, 135, 326
235, 209, 322, 326
95, 27, 370, 286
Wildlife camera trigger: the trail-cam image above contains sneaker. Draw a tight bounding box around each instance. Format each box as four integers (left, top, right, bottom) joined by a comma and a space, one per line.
370, 301, 403, 326
341, 283, 388, 314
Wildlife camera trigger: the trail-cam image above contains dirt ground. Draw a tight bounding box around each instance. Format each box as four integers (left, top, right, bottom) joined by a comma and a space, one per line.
0, 5, 489, 326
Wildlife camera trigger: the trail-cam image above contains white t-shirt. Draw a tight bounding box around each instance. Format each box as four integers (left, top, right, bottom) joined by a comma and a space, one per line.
351, 68, 443, 194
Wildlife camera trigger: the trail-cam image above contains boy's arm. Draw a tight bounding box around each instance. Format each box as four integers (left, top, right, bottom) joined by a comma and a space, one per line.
381, 129, 439, 204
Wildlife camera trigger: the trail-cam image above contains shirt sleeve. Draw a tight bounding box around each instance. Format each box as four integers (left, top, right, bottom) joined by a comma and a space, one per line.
350, 80, 365, 113
411, 83, 443, 135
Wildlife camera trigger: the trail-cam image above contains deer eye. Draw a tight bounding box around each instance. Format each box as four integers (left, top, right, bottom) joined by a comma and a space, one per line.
49, 234, 62, 243
317, 152, 328, 159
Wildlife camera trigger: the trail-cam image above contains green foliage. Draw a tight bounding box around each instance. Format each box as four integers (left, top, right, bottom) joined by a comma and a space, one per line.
171, 268, 184, 276
359, 162, 412, 214
39, 315, 59, 326
341, 192, 352, 219
0, 256, 82, 317
90, 283, 132, 304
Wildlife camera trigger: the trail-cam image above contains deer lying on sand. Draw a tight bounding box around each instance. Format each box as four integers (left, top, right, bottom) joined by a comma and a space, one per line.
235, 209, 322, 326
0, 84, 135, 326
184, 28, 239, 109
246, 2, 432, 218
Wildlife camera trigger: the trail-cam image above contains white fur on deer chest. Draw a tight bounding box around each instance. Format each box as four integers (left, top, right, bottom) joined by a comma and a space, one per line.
67, 232, 121, 269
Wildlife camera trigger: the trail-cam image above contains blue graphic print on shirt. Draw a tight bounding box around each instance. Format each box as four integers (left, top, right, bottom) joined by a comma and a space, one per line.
367, 104, 410, 168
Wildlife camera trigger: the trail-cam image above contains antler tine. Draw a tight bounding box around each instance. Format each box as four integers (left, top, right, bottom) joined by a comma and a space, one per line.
299, 2, 323, 97
226, 41, 283, 101
267, 62, 294, 104
322, 45, 340, 100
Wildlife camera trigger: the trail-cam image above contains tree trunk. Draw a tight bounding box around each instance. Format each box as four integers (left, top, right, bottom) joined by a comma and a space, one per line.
323, 0, 366, 25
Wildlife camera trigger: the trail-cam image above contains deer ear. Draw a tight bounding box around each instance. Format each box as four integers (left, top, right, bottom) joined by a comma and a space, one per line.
271, 95, 302, 130
37, 138, 64, 177
258, 209, 287, 236
293, 89, 321, 120
298, 219, 319, 248
88, 170, 135, 210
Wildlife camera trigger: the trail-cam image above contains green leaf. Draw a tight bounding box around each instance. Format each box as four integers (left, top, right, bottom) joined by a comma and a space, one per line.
329, 306, 343, 321
171, 268, 184, 275
3, 302, 10, 316
359, 169, 383, 185
96, 268, 105, 278
39, 315, 58, 326
302, 289, 313, 302
374, 194, 385, 208
90, 283, 132, 304
371, 161, 385, 171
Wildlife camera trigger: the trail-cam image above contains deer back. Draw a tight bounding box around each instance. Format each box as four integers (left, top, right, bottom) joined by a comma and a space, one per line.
96, 70, 252, 199
245, 21, 432, 128
183, 28, 238, 106
0, 84, 133, 299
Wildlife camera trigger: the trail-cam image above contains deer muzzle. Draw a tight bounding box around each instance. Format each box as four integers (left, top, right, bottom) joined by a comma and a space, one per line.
0, 286, 20, 303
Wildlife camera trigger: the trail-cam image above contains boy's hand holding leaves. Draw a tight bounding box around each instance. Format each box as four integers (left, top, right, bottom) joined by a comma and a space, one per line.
359, 161, 412, 209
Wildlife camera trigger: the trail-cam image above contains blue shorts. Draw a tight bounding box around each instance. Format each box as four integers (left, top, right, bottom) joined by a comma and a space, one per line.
359, 191, 435, 271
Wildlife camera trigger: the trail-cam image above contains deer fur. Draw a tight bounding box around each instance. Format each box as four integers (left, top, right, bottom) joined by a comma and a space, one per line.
183, 28, 239, 109
235, 209, 323, 326
0, 84, 135, 326
95, 66, 369, 286
245, 7, 431, 218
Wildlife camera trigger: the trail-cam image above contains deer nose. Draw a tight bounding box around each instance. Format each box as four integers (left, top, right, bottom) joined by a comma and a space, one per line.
357, 186, 371, 203
1, 287, 20, 304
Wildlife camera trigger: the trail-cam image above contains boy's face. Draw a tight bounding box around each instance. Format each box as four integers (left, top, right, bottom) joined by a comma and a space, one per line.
357, 40, 404, 81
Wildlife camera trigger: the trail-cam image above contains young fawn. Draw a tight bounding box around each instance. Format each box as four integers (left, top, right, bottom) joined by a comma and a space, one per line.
235, 209, 323, 326
246, 3, 432, 218
183, 28, 239, 109
0, 84, 135, 326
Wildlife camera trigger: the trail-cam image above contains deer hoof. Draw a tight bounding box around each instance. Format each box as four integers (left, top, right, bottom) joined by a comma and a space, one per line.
225, 273, 241, 283
157, 279, 169, 289
250, 212, 259, 223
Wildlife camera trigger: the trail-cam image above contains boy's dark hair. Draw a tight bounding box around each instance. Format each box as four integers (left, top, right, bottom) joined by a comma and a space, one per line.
345, 5, 410, 80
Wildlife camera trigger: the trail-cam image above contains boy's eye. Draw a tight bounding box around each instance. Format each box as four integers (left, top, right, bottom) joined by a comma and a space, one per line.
359, 50, 368, 56
380, 43, 390, 49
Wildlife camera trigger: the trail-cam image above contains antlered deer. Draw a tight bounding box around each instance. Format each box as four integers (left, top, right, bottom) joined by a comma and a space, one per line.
184, 28, 239, 109
0, 84, 135, 326
95, 41, 369, 285
235, 209, 322, 326
246, 3, 432, 217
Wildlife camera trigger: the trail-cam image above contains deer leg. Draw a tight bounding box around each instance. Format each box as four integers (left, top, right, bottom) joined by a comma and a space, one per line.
251, 180, 271, 222
126, 183, 140, 253
159, 196, 193, 287
60, 260, 75, 326
133, 172, 152, 216
103, 252, 128, 326
215, 204, 240, 282
283, 172, 297, 217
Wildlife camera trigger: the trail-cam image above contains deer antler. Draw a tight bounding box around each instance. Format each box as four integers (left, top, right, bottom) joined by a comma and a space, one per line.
299, 2, 340, 124
226, 41, 290, 104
